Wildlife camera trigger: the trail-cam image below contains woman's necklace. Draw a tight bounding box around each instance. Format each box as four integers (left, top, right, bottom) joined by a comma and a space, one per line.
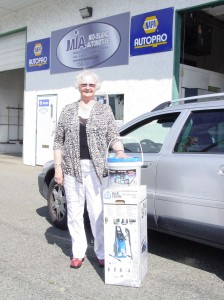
78, 99, 96, 118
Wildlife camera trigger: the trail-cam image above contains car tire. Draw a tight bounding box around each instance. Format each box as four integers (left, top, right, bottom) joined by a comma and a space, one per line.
47, 178, 67, 230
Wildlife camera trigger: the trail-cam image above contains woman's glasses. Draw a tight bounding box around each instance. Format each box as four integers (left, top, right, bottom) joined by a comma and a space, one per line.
80, 83, 96, 88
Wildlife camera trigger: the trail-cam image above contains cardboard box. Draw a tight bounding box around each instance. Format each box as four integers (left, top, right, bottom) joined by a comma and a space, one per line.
103, 185, 147, 287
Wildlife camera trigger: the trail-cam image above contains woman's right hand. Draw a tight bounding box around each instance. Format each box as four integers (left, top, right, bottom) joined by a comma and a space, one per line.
116, 150, 128, 159
54, 166, 64, 185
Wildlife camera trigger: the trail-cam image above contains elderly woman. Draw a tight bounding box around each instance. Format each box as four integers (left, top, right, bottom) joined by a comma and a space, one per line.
53, 70, 125, 269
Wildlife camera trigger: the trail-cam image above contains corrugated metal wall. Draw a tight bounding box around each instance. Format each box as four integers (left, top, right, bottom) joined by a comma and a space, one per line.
0, 30, 26, 72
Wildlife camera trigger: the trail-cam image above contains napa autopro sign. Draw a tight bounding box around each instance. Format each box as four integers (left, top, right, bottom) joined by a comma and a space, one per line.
26, 38, 50, 72
51, 12, 130, 74
130, 7, 174, 56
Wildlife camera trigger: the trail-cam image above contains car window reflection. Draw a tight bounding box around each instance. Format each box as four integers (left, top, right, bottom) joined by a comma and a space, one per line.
174, 110, 224, 153
121, 113, 179, 153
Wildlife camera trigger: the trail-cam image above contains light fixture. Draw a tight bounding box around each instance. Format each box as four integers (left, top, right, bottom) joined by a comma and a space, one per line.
79, 7, 93, 19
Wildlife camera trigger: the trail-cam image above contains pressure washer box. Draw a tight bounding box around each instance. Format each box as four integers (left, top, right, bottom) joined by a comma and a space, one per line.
103, 185, 147, 287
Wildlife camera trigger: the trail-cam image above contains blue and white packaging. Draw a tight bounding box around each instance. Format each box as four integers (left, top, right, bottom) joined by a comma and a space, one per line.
103, 185, 147, 287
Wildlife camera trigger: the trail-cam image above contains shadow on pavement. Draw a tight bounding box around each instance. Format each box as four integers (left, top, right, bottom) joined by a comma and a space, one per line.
148, 229, 224, 281
36, 205, 52, 224
37, 205, 224, 282
45, 226, 72, 257
36, 205, 104, 280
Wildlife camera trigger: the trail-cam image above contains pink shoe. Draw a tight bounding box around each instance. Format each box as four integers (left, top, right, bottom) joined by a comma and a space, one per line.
98, 259, 104, 267
70, 258, 84, 269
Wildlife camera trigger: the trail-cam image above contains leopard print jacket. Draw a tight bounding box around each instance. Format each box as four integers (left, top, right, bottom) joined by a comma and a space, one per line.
53, 101, 120, 183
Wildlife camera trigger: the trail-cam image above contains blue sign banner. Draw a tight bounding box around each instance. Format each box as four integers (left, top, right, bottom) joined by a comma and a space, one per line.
39, 99, 49, 107
26, 38, 50, 72
130, 7, 174, 56
50, 12, 130, 74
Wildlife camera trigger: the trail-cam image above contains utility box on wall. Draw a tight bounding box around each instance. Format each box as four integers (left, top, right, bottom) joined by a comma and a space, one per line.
103, 186, 147, 287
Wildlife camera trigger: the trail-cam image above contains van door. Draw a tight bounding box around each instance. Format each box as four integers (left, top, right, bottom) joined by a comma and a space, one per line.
120, 112, 180, 227
155, 109, 224, 245
36, 95, 57, 165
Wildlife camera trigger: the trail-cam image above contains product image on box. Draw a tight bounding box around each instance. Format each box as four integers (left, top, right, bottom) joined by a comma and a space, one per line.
103, 186, 147, 287
111, 225, 132, 262
109, 169, 137, 186
107, 157, 142, 188
104, 214, 147, 286
105, 220, 137, 278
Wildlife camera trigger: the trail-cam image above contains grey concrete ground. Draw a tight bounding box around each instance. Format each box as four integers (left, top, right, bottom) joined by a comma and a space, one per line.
0, 154, 224, 300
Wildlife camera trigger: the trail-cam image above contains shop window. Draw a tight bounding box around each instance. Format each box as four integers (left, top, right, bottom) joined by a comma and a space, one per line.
95, 94, 124, 127
180, 8, 224, 74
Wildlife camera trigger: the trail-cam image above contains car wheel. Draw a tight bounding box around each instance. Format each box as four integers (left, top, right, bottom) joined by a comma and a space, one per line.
47, 178, 67, 230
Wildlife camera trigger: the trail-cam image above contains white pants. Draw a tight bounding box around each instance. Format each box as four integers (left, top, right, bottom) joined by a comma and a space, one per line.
64, 160, 104, 259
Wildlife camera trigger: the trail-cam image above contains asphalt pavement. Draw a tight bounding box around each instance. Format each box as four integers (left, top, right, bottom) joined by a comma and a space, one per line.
0, 154, 224, 300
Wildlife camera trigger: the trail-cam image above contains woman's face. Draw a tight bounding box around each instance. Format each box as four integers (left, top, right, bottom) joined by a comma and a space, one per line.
79, 75, 97, 101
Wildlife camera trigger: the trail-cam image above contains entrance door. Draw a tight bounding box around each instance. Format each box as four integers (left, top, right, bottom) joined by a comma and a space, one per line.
36, 94, 57, 165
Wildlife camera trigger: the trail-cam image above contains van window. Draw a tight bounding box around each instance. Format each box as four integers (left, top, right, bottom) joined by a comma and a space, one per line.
174, 110, 224, 153
121, 113, 179, 153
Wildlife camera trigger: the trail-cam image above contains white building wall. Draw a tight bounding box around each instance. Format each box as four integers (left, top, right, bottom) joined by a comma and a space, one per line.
0, 0, 220, 165
180, 65, 224, 97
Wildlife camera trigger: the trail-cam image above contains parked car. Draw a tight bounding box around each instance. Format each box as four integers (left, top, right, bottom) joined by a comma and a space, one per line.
38, 93, 224, 250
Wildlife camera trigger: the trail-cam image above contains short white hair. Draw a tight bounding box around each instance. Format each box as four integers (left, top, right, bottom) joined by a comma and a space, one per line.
74, 70, 101, 90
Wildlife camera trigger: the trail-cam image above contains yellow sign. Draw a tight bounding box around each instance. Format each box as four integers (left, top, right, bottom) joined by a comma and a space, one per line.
34, 43, 42, 56
143, 16, 159, 34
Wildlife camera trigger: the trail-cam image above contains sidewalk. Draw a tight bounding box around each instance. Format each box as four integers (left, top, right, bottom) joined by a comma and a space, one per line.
0, 153, 23, 164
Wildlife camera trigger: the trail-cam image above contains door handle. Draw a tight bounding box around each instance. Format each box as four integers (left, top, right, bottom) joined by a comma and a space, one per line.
141, 161, 153, 169
141, 164, 148, 168
51, 104, 53, 118
218, 165, 224, 175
